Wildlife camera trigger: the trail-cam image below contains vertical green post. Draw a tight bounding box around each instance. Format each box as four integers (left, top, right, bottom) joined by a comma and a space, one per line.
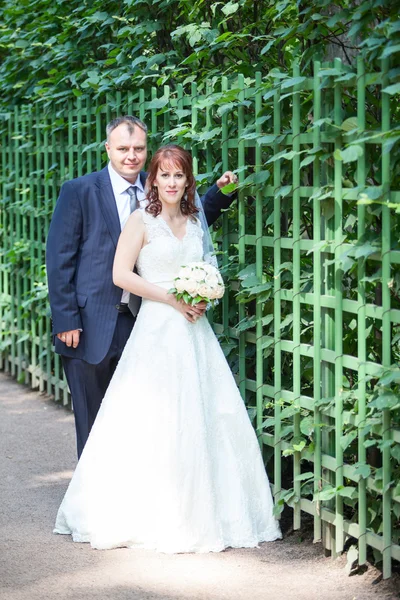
273, 76, 282, 501
381, 57, 392, 580
237, 74, 246, 401
96, 99, 102, 172
312, 60, 322, 543
191, 82, 198, 175
356, 55, 368, 567
205, 81, 213, 178
255, 71, 264, 442
333, 57, 344, 554
35, 105, 44, 391
27, 108, 36, 389
20, 110, 29, 384
320, 61, 336, 556
221, 76, 230, 335
292, 62, 302, 530
12, 107, 19, 379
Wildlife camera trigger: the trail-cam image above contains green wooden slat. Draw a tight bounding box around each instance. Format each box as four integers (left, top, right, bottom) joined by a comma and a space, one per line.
0, 116, 8, 371
191, 82, 198, 176
20, 111, 29, 384
312, 60, 322, 543
292, 61, 302, 531
255, 71, 263, 443
76, 97, 83, 177
150, 87, 157, 144
273, 73, 282, 505
381, 58, 392, 580
220, 77, 229, 335
320, 59, 336, 557
163, 85, 170, 142
205, 81, 213, 179
13, 107, 20, 380
333, 57, 344, 554
237, 74, 246, 401
96, 99, 102, 172
356, 55, 368, 567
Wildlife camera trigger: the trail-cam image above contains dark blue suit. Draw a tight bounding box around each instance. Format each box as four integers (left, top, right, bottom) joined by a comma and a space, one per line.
46, 166, 233, 456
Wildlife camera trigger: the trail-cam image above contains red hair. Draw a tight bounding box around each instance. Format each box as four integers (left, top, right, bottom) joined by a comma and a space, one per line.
145, 145, 198, 218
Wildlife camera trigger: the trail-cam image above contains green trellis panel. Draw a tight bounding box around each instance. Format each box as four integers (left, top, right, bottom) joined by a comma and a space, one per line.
0, 59, 399, 578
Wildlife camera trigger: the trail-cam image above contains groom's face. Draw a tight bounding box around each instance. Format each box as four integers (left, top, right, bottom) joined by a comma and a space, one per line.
105, 124, 147, 183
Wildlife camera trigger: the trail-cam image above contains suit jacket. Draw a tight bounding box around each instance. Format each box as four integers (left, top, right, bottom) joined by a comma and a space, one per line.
46, 167, 234, 364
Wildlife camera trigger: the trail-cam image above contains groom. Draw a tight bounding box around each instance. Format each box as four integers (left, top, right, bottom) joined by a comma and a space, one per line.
46, 115, 237, 458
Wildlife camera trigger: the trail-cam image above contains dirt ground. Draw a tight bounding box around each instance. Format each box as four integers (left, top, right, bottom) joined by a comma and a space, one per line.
0, 371, 399, 600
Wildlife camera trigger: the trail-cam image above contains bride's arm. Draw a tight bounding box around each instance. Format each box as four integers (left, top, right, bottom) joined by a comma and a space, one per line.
112, 211, 199, 321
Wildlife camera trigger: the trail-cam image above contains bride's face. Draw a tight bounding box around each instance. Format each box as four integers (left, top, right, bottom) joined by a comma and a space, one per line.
154, 161, 188, 207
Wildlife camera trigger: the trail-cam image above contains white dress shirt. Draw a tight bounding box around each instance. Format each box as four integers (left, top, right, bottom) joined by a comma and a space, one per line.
108, 163, 146, 303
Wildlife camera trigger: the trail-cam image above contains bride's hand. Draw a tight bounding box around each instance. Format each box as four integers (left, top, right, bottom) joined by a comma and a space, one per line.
169, 296, 205, 323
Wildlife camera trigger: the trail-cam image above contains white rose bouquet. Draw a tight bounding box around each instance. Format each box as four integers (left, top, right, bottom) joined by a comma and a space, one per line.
169, 261, 225, 306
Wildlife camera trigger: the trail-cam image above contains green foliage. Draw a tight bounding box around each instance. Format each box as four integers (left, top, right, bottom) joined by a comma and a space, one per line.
0, 0, 399, 107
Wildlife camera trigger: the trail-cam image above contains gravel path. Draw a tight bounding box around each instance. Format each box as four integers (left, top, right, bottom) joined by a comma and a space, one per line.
0, 372, 398, 600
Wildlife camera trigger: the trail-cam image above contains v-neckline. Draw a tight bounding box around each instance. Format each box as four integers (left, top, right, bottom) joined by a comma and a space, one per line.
158, 215, 188, 242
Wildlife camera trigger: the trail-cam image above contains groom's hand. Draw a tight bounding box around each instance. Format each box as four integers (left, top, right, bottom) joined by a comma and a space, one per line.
57, 329, 81, 348
216, 171, 238, 189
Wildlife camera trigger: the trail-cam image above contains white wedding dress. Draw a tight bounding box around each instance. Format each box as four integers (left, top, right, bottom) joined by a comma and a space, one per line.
54, 209, 281, 552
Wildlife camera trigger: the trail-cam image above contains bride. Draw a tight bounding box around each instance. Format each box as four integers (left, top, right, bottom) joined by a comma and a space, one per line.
53, 144, 282, 553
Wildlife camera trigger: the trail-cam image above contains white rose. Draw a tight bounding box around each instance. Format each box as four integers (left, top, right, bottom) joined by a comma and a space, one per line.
179, 266, 193, 279
197, 283, 211, 297
184, 278, 200, 297
192, 267, 206, 282
216, 284, 225, 299
203, 262, 217, 275
205, 273, 219, 288
208, 283, 224, 300
175, 278, 186, 293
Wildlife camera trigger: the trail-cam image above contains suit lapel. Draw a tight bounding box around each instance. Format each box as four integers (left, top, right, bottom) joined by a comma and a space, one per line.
140, 171, 148, 189
96, 167, 121, 248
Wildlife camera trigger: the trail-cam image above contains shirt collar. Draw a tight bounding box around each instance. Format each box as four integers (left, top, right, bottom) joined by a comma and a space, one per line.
108, 163, 144, 195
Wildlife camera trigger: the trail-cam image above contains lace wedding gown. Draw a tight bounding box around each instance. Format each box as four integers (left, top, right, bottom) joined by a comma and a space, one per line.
54, 210, 282, 552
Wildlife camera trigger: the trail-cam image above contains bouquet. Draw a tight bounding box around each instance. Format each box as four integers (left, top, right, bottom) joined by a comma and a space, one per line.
169, 261, 225, 306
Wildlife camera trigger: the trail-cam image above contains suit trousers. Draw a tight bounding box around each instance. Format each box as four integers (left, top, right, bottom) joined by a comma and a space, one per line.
62, 311, 135, 458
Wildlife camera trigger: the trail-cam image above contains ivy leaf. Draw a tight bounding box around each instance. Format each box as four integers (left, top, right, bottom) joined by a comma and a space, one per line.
334, 145, 364, 163
221, 2, 239, 17
261, 337, 274, 350
340, 430, 357, 450
280, 76, 307, 89
235, 315, 257, 333
337, 486, 358, 499
275, 185, 292, 198
242, 170, 270, 186
237, 263, 256, 280
300, 416, 314, 437
340, 117, 358, 132
369, 392, 400, 411
382, 82, 400, 95
381, 43, 400, 59
293, 440, 306, 452
354, 463, 371, 480
280, 314, 293, 330
294, 472, 314, 482
147, 97, 169, 110
316, 486, 336, 502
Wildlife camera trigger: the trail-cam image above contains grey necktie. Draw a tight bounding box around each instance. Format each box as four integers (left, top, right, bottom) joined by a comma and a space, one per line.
126, 185, 141, 317
127, 185, 138, 213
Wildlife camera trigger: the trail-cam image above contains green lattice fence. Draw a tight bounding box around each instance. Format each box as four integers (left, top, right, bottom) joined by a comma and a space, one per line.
1, 58, 399, 577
